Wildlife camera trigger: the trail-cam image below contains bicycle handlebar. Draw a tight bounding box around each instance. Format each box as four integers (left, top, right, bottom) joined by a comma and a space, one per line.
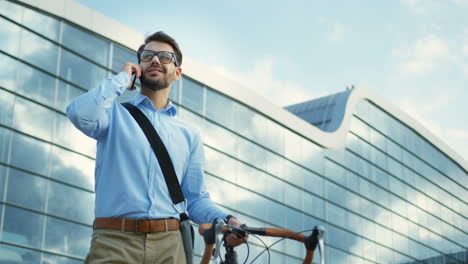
198, 220, 326, 264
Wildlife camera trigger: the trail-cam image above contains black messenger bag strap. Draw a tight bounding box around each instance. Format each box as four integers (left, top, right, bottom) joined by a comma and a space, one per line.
121, 103, 184, 204
123, 102, 194, 264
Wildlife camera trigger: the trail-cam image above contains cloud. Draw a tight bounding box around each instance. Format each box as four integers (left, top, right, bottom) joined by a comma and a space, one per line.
213, 57, 313, 107
400, 0, 426, 14
328, 21, 350, 42
394, 35, 451, 75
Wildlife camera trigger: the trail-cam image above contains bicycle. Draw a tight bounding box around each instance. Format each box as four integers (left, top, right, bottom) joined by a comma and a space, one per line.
198, 219, 326, 264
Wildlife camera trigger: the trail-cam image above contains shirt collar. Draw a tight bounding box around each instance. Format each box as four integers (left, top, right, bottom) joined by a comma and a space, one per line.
129, 93, 177, 117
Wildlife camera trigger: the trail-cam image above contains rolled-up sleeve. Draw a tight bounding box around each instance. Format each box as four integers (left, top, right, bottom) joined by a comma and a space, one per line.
182, 131, 227, 224
66, 72, 129, 139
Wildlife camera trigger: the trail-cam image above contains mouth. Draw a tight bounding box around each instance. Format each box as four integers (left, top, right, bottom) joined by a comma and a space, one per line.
146, 67, 165, 74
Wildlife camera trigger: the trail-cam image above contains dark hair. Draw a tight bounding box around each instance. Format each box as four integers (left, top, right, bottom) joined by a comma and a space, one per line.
137, 31, 182, 66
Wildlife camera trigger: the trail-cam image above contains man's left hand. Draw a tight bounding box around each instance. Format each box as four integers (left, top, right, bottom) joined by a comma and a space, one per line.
225, 217, 248, 247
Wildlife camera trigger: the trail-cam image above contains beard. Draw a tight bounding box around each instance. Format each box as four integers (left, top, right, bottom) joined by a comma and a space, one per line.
140, 72, 171, 91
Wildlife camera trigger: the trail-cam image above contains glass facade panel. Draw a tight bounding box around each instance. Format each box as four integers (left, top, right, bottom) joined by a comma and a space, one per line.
20, 28, 58, 73
112, 44, 137, 73
16, 62, 56, 106
55, 81, 85, 113
2, 205, 44, 248
44, 217, 92, 258
59, 49, 107, 89
0, 165, 5, 201
54, 113, 96, 157
10, 133, 50, 175
6, 168, 47, 211
42, 253, 82, 264
47, 181, 94, 224
49, 146, 94, 190
0, 243, 41, 264
0, 89, 14, 126
0, 52, 19, 92
12, 97, 54, 141
62, 23, 110, 66
0, 0, 23, 21
23, 7, 60, 41
181, 77, 204, 114
0, 16, 21, 55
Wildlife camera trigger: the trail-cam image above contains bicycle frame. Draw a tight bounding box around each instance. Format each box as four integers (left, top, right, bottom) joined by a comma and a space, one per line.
198, 219, 326, 264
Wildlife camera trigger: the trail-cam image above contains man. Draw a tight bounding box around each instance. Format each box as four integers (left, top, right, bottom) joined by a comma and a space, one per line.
67, 31, 244, 264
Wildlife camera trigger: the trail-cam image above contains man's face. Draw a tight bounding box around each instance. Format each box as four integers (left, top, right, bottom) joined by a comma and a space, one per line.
139, 41, 182, 91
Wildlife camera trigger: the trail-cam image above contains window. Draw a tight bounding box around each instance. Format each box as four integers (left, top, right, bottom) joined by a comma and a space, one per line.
44, 217, 92, 258
181, 77, 204, 114
12, 97, 55, 141
23, 6, 60, 41
0, 89, 14, 126
112, 44, 136, 73
6, 169, 47, 211
47, 181, 94, 224
10, 133, 50, 175
0, 53, 19, 91
0, 17, 21, 55
49, 146, 94, 190
2, 205, 44, 248
59, 49, 107, 90
16, 63, 55, 106
62, 23, 110, 66
20, 27, 58, 73
55, 81, 85, 113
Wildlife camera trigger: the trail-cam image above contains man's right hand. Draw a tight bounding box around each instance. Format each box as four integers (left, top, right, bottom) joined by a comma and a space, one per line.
121, 62, 141, 90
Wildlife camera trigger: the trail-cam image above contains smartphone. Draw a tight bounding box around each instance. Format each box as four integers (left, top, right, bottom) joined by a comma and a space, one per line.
130, 74, 137, 90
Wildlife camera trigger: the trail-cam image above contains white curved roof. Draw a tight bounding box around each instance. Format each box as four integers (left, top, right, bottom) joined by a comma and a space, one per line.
20, 0, 468, 172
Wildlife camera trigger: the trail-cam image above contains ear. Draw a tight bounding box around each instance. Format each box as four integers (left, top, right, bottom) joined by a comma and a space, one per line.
174, 67, 182, 80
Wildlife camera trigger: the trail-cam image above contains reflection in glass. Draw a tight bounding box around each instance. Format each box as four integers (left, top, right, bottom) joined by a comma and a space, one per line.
0, 89, 14, 126
0, 243, 41, 264
112, 44, 136, 73
181, 77, 204, 114
0, 17, 21, 55
0, 127, 9, 163
41, 253, 82, 264
20, 28, 58, 73
44, 217, 92, 258
7, 169, 47, 211
0, 0, 23, 21
16, 63, 56, 106
47, 181, 94, 224
56, 81, 85, 113
60, 49, 107, 90
62, 23, 110, 66
0, 53, 18, 91
0, 166, 5, 201
205, 88, 233, 128
50, 146, 94, 190
3, 206, 44, 248
10, 133, 50, 175
54, 114, 96, 157
169, 79, 180, 102
23, 7, 60, 41
12, 97, 54, 141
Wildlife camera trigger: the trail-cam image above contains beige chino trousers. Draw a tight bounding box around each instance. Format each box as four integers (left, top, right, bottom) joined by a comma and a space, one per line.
85, 229, 186, 264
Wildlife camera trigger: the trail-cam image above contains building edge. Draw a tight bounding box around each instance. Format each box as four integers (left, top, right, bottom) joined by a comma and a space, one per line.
16, 0, 468, 173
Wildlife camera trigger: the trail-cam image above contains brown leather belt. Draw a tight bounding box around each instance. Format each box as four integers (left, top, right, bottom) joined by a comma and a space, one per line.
93, 218, 180, 233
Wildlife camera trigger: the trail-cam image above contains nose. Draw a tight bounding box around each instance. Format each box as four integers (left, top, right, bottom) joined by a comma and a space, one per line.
150, 54, 161, 65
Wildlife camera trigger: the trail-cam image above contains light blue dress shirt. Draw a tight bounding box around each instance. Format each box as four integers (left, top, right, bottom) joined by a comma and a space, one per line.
66, 72, 227, 224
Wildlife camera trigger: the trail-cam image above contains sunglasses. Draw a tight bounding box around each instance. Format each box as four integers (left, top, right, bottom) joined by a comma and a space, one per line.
138, 50, 179, 67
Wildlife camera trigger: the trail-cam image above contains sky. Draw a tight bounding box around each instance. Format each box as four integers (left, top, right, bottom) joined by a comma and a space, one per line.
75, 0, 468, 162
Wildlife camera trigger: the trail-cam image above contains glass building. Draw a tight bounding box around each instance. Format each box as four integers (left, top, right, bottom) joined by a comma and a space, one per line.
0, 0, 466, 263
